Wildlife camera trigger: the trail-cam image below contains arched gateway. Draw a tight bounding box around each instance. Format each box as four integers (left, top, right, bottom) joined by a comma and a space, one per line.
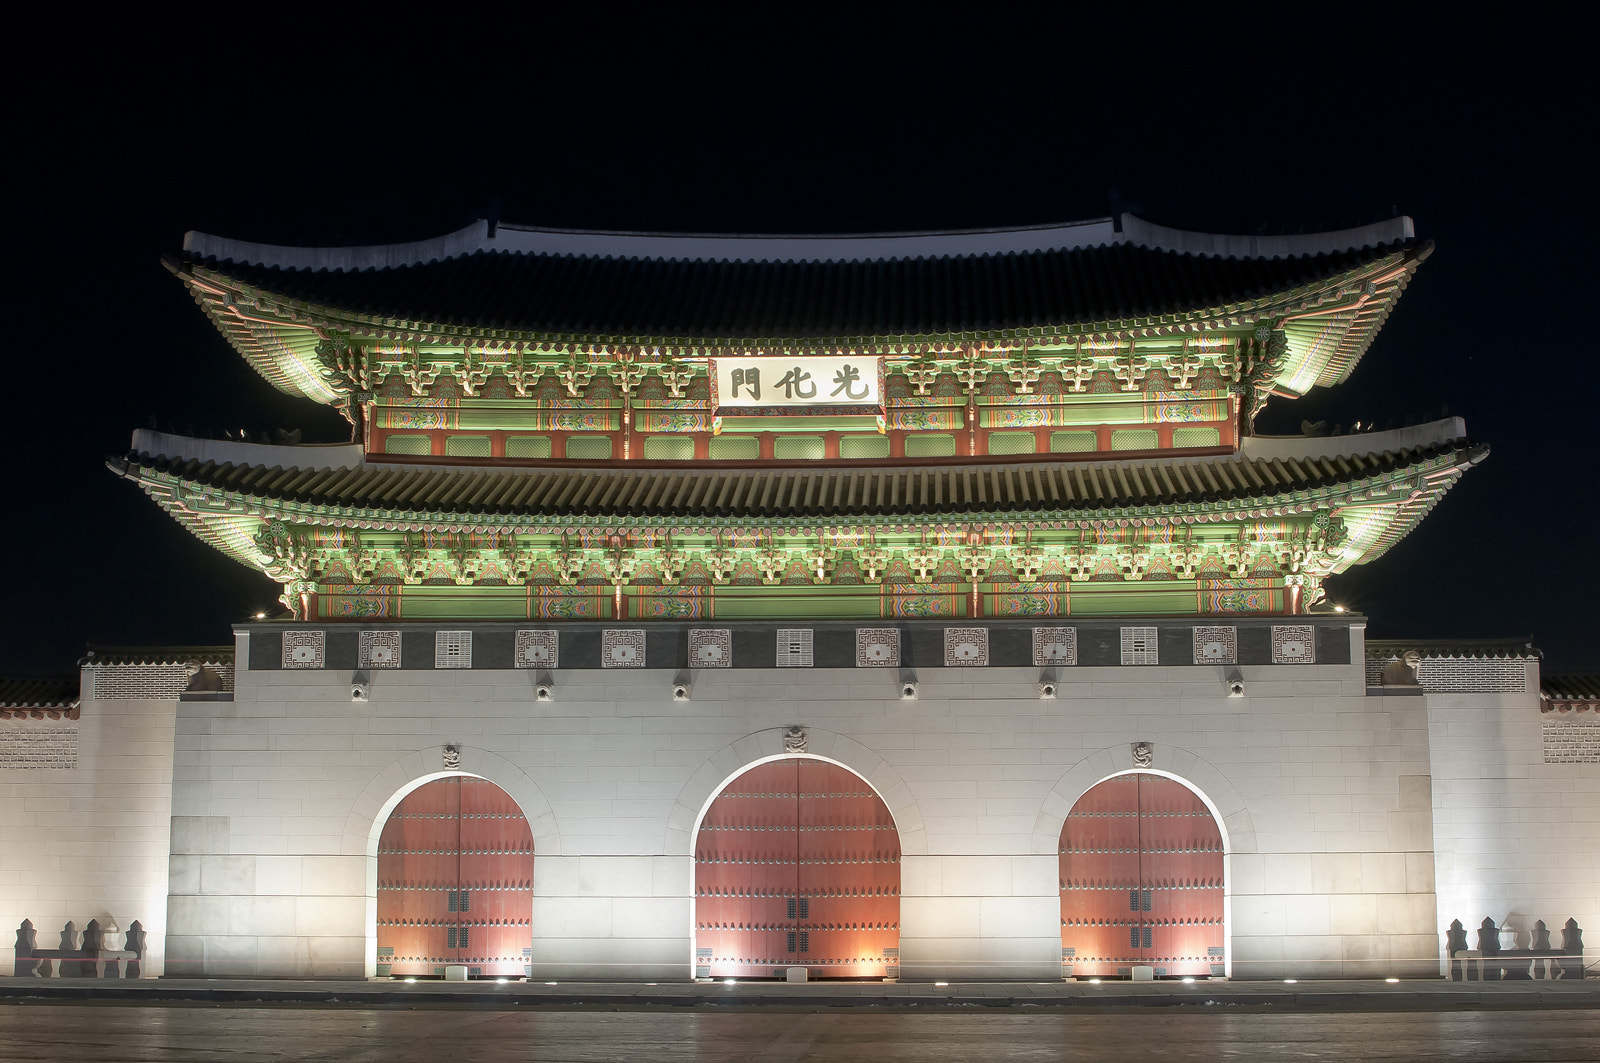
695, 758, 900, 980
1060, 773, 1224, 979
376, 776, 533, 978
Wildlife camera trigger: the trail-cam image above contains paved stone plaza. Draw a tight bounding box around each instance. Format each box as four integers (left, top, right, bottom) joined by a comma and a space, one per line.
2, 999, 1598, 1062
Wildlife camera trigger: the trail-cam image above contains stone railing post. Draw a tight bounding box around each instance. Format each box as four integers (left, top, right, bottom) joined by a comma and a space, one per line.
13, 919, 37, 977
1445, 919, 1476, 981
1476, 918, 1502, 981
126, 920, 146, 979
1563, 919, 1586, 980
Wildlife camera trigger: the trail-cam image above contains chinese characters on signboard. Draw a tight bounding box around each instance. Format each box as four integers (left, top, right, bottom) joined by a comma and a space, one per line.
715, 357, 881, 408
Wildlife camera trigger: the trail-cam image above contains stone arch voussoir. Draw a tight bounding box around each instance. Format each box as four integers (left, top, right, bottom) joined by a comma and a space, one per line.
1031, 743, 1255, 856
663, 727, 927, 856
341, 744, 560, 858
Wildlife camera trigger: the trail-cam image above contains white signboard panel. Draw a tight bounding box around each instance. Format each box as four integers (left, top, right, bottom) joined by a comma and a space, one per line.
714, 357, 881, 407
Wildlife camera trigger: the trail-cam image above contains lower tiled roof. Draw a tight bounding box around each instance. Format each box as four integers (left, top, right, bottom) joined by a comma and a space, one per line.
114, 441, 1481, 522
1541, 675, 1600, 702
0, 677, 81, 719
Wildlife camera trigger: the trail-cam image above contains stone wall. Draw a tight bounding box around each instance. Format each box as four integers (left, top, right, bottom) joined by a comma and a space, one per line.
1426, 664, 1600, 971
161, 620, 1441, 980
0, 668, 179, 975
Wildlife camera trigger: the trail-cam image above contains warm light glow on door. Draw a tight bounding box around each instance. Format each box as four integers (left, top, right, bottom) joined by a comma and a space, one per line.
1060, 773, 1223, 978
695, 759, 900, 979
377, 776, 533, 978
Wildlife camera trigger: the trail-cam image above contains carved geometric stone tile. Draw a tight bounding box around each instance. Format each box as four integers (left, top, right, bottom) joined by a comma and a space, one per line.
689, 629, 732, 668
434, 630, 472, 669
1120, 626, 1159, 666
359, 630, 402, 669
1033, 627, 1078, 666
1272, 625, 1316, 664
514, 630, 558, 669
776, 629, 813, 667
856, 628, 900, 667
602, 628, 647, 668
282, 630, 325, 669
1192, 626, 1238, 664
944, 627, 989, 666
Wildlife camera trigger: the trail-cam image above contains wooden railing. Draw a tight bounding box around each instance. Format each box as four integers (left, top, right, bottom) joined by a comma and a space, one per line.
13, 918, 146, 978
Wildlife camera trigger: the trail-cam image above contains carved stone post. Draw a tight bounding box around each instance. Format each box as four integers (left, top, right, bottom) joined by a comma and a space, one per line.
13, 919, 36, 977
1445, 919, 1469, 981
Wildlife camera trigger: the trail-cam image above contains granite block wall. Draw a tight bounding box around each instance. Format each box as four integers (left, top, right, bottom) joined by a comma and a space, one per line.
1426, 663, 1600, 972
0, 668, 178, 975
158, 621, 1443, 980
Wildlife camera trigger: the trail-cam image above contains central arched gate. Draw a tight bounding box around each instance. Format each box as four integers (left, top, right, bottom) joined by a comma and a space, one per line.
1059, 773, 1224, 978
695, 759, 900, 979
376, 776, 534, 978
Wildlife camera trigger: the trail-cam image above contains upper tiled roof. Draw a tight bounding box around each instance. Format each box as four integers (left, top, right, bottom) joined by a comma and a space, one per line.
1365, 638, 1541, 660
173, 215, 1421, 343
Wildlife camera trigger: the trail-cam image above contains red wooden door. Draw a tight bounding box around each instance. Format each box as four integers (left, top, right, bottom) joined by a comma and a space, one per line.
377, 776, 534, 978
696, 759, 901, 979
1060, 773, 1223, 978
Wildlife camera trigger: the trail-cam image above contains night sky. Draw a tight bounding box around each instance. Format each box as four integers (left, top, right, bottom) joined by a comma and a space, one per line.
7, 19, 1596, 678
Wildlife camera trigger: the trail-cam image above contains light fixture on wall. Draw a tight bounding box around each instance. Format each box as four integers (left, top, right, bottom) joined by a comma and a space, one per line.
351, 670, 371, 702
898, 668, 918, 701
672, 670, 693, 702
535, 669, 555, 702
1226, 668, 1245, 698
1038, 669, 1058, 699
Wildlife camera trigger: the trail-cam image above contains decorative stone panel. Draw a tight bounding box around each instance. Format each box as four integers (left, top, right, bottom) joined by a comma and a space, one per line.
1271, 625, 1316, 664
602, 629, 646, 668
944, 627, 989, 666
1543, 718, 1600, 763
1365, 655, 1529, 693
1120, 627, 1159, 666
689, 629, 732, 668
0, 727, 78, 769
1033, 627, 1077, 666
1192, 626, 1237, 664
282, 630, 325, 669
514, 630, 558, 668
434, 631, 472, 669
776, 629, 813, 667
856, 628, 900, 667
359, 630, 402, 669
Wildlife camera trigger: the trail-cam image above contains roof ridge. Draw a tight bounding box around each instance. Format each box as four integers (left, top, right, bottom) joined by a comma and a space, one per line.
180, 214, 1416, 272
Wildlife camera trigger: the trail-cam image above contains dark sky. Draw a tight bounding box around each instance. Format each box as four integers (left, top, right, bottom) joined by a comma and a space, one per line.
6, 16, 1596, 677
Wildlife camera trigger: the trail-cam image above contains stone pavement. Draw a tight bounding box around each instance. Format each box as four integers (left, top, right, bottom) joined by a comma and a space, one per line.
2, 976, 1597, 1010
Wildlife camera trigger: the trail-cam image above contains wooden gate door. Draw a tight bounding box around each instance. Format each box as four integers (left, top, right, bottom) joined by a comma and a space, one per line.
695, 759, 901, 979
376, 776, 534, 978
1060, 773, 1224, 978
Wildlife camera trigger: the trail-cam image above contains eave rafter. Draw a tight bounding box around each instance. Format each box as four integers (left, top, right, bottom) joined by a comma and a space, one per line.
175, 250, 1420, 407
110, 440, 1481, 603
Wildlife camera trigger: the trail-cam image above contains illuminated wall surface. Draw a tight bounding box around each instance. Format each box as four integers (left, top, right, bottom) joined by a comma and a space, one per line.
0, 216, 1594, 983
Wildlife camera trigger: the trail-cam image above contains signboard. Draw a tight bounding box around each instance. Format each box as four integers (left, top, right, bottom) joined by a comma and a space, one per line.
714, 357, 882, 408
